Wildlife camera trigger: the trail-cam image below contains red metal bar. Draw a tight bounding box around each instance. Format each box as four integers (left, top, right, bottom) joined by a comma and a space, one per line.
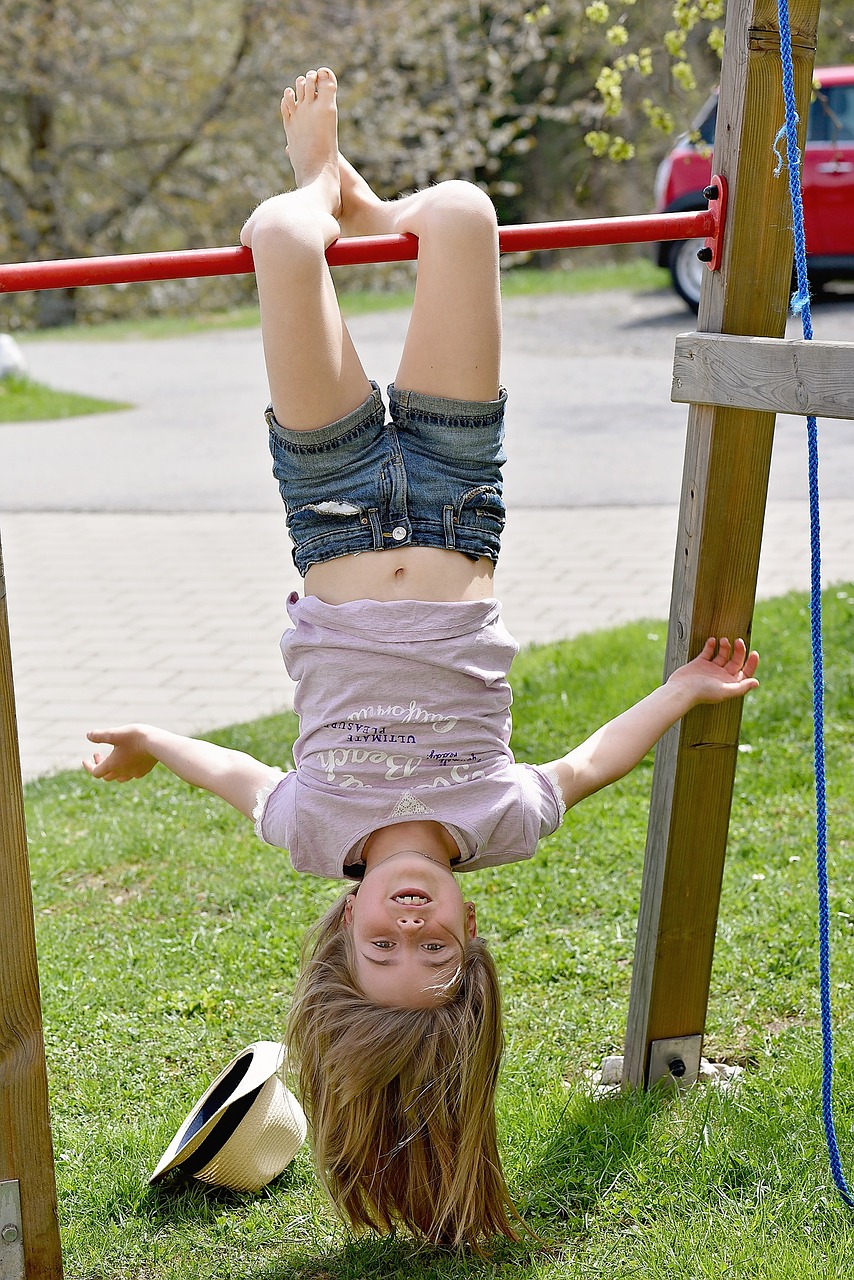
0, 209, 717, 294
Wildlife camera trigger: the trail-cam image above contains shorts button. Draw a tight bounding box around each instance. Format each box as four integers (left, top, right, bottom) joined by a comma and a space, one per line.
391, 526, 407, 542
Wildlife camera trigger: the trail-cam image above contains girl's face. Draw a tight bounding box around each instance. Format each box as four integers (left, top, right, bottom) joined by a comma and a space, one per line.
343, 851, 477, 1008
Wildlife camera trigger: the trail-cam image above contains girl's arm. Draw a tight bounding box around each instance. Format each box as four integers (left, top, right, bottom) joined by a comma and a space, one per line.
83, 725, 282, 820
543, 637, 759, 812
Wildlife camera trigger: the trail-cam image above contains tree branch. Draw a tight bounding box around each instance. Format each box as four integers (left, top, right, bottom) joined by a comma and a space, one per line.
82, 0, 264, 242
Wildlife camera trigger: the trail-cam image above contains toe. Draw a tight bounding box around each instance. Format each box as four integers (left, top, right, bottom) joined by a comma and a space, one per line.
295, 75, 306, 103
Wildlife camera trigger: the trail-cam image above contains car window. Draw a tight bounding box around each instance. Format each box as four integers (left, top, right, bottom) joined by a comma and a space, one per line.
693, 96, 718, 145
693, 83, 854, 150
808, 86, 854, 143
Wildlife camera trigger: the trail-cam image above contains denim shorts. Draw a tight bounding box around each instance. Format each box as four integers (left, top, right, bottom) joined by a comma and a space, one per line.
266, 381, 507, 575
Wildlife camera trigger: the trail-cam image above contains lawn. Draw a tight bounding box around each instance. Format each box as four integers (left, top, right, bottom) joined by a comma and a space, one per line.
0, 374, 129, 422
26, 587, 854, 1278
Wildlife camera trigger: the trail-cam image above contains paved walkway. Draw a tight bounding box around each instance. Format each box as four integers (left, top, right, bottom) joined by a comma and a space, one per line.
4, 498, 854, 780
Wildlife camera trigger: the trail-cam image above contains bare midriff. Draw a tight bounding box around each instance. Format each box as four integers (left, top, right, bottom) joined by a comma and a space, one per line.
304, 546, 495, 604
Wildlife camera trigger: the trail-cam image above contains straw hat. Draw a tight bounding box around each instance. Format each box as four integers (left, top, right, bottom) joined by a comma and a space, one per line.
149, 1040, 307, 1193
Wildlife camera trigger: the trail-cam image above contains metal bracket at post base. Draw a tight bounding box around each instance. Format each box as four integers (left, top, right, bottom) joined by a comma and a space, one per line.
0, 1181, 24, 1280
647, 1034, 704, 1089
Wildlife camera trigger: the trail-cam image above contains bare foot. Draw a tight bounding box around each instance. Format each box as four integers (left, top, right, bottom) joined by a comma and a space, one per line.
281, 67, 341, 215
337, 153, 390, 238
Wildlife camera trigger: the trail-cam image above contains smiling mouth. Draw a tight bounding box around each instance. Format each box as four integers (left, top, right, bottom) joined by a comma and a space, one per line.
391, 890, 431, 906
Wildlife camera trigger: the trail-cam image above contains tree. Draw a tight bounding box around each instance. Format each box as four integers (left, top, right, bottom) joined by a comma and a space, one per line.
0, 0, 290, 326
3, 0, 849, 328
3, 0, 601, 324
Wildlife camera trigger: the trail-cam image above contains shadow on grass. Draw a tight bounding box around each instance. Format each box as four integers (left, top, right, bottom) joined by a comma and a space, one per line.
517, 1085, 671, 1232
146, 1172, 566, 1278
142, 1088, 671, 1278
252, 1235, 564, 1280
144, 1161, 307, 1225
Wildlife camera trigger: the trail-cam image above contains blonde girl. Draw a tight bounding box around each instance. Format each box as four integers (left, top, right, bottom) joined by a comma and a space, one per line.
86, 68, 760, 1246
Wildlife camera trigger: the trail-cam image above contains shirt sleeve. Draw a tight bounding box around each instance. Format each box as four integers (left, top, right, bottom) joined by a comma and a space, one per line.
253, 769, 294, 849
519, 762, 565, 839
534, 763, 567, 825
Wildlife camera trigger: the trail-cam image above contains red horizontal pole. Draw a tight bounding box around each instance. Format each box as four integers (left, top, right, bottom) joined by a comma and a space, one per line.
0, 209, 715, 294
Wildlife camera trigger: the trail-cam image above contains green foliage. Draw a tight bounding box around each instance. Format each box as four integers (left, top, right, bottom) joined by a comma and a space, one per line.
583, 0, 853, 165
0, 373, 129, 420
1, 0, 852, 329
0, 1, 723, 327
1, 0, 274, 326
24, 587, 854, 1275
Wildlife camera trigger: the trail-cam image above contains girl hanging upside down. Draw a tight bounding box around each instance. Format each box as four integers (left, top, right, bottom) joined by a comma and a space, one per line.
84, 67, 760, 1247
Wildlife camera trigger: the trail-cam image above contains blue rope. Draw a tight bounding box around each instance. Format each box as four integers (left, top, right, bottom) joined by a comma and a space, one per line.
776, 0, 854, 1208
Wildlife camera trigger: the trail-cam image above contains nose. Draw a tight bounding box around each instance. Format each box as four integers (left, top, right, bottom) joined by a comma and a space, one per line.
396, 913, 424, 930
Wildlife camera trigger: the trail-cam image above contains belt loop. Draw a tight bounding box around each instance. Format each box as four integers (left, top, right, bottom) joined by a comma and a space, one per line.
367, 508, 383, 550
442, 505, 456, 549
391, 385, 409, 414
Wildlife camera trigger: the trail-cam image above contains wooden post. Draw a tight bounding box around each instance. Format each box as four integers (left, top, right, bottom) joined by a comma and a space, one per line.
0, 528, 63, 1278
622, 0, 822, 1088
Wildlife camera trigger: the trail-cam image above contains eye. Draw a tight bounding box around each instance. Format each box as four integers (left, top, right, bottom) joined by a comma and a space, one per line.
372, 940, 394, 949
423, 942, 446, 952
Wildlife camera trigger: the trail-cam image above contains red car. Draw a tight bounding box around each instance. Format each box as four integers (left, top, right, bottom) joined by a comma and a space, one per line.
655, 66, 854, 310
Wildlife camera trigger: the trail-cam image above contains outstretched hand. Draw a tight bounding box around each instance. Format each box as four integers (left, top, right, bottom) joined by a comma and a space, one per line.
667, 637, 760, 705
83, 727, 157, 782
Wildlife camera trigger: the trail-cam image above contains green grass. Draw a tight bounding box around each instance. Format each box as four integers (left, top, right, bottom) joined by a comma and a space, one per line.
23, 258, 669, 342
0, 374, 129, 421
500, 257, 668, 299
26, 586, 854, 1277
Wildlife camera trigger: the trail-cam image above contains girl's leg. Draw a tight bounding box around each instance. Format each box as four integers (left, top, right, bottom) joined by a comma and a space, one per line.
241, 70, 373, 431
339, 161, 501, 402
392, 183, 501, 401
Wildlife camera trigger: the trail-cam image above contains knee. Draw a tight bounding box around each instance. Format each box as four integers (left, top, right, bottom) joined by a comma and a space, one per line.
241, 196, 332, 267
418, 181, 498, 238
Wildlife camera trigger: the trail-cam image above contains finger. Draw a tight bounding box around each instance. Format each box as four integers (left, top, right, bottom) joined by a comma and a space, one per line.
93, 752, 123, 779
699, 637, 717, 660
720, 682, 757, 701
743, 649, 760, 680
714, 637, 732, 666
727, 639, 758, 678
84, 760, 110, 780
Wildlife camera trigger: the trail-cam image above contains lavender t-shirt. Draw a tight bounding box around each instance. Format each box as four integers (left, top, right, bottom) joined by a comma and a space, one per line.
256, 593, 564, 879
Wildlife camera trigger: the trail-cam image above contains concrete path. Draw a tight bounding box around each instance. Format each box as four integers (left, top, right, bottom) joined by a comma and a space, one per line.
3, 288, 853, 779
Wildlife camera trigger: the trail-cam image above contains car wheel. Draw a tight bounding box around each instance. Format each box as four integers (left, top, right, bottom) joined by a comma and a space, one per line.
667, 237, 705, 313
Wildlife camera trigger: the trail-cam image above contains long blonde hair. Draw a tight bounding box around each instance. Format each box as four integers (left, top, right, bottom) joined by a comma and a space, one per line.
285, 891, 522, 1247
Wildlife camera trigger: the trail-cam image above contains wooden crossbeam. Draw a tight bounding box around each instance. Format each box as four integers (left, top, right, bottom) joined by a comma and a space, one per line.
672, 332, 854, 420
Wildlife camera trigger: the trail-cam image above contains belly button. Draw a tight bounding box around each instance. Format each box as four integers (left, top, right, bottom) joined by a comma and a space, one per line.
394, 565, 406, 578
